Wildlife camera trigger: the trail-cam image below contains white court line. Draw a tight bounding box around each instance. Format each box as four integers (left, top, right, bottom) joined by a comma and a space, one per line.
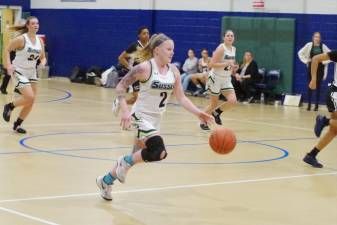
0, 119, 198, 129
0, 172, 336, 204
0, 207, 59, 225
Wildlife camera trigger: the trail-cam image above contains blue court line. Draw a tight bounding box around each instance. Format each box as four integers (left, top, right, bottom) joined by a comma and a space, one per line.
2, 88, 72, 105
11, 131, 295, 165
37, 88, 72, 103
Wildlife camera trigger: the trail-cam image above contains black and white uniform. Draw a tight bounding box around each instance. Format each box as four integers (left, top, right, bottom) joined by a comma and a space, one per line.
117, 40, 145, 92
326, 51, 337, 112
12, 33, 42, 89
207, 44, 235, 95
131, 58, 175, 139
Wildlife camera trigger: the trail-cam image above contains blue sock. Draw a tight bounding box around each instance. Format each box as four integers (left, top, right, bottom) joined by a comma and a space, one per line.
124, 155, 134, 166
103, 172, 116, 185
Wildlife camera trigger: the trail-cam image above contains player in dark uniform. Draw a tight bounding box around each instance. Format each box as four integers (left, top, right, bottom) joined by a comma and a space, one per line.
303, 50, 337, 168
1, 51, 17, 94
114, 27, 150, 106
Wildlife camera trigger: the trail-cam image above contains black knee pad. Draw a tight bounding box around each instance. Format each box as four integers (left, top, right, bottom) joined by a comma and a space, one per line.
141, 135, 167, 162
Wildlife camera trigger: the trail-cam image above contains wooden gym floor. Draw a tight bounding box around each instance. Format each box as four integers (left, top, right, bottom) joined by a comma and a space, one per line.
0, 78, 336, 225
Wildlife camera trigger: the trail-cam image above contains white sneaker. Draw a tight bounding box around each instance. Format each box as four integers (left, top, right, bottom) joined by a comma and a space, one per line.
96, 176, 113, 201
115, 156, 132, 183
112, 98, 120, 117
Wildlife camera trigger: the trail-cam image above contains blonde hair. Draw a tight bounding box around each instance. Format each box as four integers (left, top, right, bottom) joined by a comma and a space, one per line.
8, 16, 38, 35
240, 51, 253, 69
137, 33, 172, 62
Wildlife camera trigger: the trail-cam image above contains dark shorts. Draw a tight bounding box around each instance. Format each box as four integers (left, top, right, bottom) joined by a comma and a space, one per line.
326, 84, 337, 112
116, 65, 140, 93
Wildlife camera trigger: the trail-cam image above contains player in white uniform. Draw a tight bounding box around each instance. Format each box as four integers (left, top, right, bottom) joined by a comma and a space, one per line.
2, 16, 46, 133
200, 30, 238, 130
96, 34, 213, 201
303, 50, 337, 168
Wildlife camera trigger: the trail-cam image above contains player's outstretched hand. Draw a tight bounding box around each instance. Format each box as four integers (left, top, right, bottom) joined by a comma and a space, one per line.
198, 111, 214, 125
120, 111, 131, 130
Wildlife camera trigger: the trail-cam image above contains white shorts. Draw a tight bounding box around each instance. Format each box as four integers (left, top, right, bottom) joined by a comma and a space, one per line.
206, 72, 234, 95
131, 111, 161, 140
12, 70, 38, 89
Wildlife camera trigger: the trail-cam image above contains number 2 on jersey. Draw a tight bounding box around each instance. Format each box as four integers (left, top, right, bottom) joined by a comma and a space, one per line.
159, 92, 168, 108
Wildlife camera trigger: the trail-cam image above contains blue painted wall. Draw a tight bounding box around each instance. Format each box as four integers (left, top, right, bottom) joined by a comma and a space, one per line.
1, 0, 30, 11
30, 8, 337, 100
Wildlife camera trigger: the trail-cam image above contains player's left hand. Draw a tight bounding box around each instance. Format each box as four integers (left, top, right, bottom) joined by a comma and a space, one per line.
309, 80, 316, 90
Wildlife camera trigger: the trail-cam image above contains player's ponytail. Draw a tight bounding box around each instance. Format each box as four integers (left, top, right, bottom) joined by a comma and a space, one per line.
138, 33, 172, 62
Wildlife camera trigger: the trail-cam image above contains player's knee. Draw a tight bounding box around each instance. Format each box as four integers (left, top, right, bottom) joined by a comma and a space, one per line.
141, 135, 167, 162
228, 98, 237, 106
24, 94, 35, 104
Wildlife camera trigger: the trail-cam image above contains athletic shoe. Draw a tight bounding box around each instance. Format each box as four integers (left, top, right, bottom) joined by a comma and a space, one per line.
3, 104, 13, 122
303, 154, 323, 168
314, 115, 326, 138
112, 98, 120, 117
96, 176, 113, 201
13, 126, 27, 134
212, 112, 222, 125
115, 156, 131, 183
200, 123, 211, 131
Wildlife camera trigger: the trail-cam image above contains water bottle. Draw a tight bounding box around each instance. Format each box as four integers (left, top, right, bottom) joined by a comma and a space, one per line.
260, 92, 265, 103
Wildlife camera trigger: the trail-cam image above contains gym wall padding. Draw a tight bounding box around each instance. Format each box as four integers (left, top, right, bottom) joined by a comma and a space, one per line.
222, 16, 295, 94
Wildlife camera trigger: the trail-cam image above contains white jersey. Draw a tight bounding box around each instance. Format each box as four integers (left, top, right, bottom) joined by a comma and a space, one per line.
12, 33, 42, 77
210, 44, 236, 77
132, 58, 176, 115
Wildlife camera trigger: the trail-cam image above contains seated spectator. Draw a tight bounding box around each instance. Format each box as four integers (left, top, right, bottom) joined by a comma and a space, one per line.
181, 49, 198, 92
232, 51, 259, 102
191, 48, 211, 96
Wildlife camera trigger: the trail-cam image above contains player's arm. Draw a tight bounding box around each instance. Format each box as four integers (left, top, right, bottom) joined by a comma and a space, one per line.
172, 65, 212, 124
118, 43, 138, 70
208, 45, 233, 69
5, 36, 24, 75
118, 51, 131, 69
309, 51, 336, 90
39, 38, 47, 67
116, 62, 149, 128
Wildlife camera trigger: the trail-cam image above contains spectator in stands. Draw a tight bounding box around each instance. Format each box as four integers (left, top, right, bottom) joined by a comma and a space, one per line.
180, 49, 198, 92
232, 51, 259, 102
298, 32, 330, 111
190, 48, 211, 96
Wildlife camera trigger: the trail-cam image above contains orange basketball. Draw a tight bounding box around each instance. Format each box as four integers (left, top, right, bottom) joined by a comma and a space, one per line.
209, 127, 236, 154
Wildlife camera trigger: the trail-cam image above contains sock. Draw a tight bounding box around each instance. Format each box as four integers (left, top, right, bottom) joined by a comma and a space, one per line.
308, 147, 320, 157
8, 102, 15, 110
213, 108, 223, 116
13, 118, 23, 130
103, 172, 116, 185
124, 155, 134, 166
323, 117, 330, 127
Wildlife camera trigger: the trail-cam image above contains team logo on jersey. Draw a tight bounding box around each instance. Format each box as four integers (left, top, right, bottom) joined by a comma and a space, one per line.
151, 80, 174, 90
224, 55, 235, 60
27, 47, 41, 54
